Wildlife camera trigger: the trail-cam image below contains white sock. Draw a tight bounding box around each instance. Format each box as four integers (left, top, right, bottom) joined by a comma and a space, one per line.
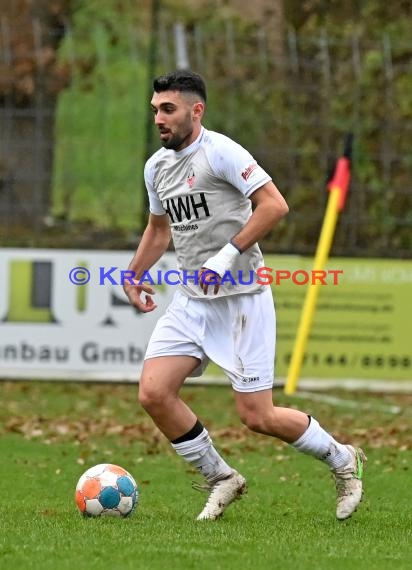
291, 417, 351, 469
171, 428, 232, 483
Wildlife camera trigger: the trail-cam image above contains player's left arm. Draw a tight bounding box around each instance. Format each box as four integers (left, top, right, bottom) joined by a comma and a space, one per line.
230, 180, 289, 253
199, 181, 288, 294
200, 136, 289, 293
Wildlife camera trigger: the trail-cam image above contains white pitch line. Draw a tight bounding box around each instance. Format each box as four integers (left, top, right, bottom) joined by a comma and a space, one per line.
293, 391, 407, 416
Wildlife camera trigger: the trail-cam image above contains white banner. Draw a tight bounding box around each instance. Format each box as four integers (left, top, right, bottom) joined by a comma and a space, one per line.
0, 249, 176, 381
2, 249, 411, 387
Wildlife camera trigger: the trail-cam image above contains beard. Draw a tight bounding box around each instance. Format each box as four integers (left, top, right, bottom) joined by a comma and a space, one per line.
161, 130, 192, 150
159, 115, 193, 150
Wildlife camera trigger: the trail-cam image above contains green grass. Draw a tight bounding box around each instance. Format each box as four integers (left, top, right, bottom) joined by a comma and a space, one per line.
1, 382, 411, 569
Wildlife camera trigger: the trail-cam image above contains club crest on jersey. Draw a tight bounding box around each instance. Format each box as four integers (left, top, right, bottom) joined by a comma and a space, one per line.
241, 163, 258, 181
187, 168, 196, 189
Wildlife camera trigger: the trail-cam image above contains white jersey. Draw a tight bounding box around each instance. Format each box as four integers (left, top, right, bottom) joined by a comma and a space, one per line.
144, 127, 272, 298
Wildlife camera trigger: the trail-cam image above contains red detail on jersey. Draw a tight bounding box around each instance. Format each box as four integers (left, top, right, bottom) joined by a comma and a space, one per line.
187, 169, 196, 188
241, 163, 257, 181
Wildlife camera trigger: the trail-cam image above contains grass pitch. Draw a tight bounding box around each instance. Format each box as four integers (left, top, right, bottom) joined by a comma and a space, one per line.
1, 381, 411, 570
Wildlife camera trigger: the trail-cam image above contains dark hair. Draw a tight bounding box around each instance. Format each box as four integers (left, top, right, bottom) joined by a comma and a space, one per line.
153, 70, 207, 102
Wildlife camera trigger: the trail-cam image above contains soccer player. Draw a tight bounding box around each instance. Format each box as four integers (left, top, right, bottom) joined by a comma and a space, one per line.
124, 70, 366, 521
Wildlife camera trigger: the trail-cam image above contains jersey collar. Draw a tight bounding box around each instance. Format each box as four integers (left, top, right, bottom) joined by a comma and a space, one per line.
173, 127, 205, 157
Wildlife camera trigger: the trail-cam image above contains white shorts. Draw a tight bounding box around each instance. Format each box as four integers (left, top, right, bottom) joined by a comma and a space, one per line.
145, 287, 276, 392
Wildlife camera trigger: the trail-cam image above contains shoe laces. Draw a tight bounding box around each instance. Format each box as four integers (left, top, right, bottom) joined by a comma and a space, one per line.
333, 463, 356, 497
191, 481, 211, 493
191, 474, 231, 494
334, 464, 354, 479
335, 475, 353, 497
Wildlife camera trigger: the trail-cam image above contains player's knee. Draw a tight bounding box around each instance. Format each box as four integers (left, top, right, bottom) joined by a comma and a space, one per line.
238, 409, 267, 434
138, 380, 164, 411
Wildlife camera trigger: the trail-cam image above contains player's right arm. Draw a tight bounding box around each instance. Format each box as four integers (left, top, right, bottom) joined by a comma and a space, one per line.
123, 213, 171, 312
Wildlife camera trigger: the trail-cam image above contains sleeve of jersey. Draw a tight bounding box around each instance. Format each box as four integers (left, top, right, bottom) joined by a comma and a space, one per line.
208, 137, 272, 197
144, 160, 167, 215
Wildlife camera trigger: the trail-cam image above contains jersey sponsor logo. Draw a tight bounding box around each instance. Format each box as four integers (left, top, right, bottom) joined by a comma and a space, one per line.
241, 163, 258, 181
173, 223, 198, 232
162, 192, 210, 223
187, 167, 196, 189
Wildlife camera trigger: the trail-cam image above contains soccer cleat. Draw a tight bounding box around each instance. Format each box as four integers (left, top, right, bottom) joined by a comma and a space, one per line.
333, 445, 367, 520
195, 470, 247, 520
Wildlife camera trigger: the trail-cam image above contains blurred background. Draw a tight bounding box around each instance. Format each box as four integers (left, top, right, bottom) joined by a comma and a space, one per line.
1, 0, 411, 257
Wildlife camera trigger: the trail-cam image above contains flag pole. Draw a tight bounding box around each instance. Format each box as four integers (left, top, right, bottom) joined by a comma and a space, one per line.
284, 134, 353, 395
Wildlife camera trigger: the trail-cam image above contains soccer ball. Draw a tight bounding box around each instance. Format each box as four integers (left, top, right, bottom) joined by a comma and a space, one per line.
75, 463, 138, 517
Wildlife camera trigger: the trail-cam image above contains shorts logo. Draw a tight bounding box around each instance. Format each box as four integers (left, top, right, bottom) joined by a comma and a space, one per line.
241, 376, 260, 384
241, 163, 258, 181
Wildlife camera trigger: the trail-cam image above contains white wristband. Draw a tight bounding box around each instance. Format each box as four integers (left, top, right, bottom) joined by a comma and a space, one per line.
202, 242, 241, 277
